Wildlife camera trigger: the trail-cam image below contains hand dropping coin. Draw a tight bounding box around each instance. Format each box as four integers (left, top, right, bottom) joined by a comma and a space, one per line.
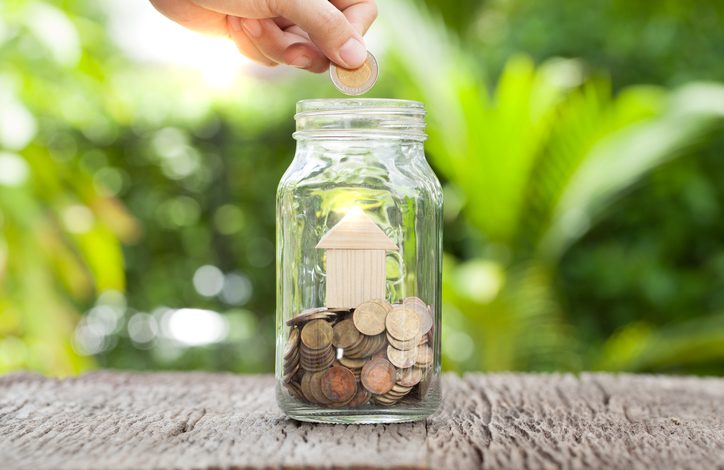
329, 52, 379, 96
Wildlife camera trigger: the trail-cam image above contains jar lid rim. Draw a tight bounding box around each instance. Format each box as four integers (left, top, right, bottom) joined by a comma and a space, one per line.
296, 98, 424, 114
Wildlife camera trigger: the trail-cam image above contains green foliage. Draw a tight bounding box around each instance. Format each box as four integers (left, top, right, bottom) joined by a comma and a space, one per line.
381, 0, 724, 372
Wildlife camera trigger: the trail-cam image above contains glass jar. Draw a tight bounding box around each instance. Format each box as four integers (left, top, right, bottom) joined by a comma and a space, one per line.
275, 99, 442, 423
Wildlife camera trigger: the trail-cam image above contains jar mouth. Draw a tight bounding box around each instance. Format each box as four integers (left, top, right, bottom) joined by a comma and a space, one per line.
294, 98, 426, 141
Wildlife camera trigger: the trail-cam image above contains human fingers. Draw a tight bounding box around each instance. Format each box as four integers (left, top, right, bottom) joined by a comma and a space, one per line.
226, 16, 277, 66
238, 18, 329, 72
192, 0, 372, 68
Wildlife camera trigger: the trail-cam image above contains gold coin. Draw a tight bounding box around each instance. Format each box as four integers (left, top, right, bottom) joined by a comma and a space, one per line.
320, 366, 357, 403
332, 319, 361, 349
353, 301, 389, 336
386, 344, 417, 369
360, 357, 396, 395
301, 319, 333, 350
329, 52, 378, 96
385, 305, 420, 341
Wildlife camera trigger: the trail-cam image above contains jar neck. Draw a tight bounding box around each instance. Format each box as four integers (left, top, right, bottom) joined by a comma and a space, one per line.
293, 99, 427, 143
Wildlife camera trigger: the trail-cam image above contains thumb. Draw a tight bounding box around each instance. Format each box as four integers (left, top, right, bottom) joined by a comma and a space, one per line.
274, 0, 368, 68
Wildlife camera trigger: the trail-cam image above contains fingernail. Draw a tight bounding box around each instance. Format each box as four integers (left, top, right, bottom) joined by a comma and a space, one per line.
288, 55, 312, 69
339, 37, 367, 68
241, 18, 262, 38
227, 16, 242, 33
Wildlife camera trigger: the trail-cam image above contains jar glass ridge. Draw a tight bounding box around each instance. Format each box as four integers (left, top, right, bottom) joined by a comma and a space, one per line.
276, 99, 443, 423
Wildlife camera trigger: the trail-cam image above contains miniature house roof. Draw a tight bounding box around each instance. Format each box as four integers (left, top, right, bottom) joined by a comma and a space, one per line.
316, 208, 398, 251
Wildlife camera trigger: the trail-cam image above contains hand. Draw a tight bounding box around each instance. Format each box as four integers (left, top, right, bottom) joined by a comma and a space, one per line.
150, 0, 377, 73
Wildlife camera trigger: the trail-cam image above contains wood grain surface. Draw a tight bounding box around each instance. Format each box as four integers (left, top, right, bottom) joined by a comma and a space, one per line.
1, 372, 722, 470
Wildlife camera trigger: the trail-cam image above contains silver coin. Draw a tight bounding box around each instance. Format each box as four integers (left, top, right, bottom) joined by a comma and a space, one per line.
329, 51, 378, 96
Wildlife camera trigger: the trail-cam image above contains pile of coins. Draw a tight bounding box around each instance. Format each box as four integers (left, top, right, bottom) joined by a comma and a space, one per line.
283, 297, 434, 408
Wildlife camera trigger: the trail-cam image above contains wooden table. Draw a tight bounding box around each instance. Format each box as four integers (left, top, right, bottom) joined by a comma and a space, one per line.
1, 372, 722, 469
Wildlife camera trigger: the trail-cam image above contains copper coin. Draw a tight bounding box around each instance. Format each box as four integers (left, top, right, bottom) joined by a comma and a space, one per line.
301, 319, 333, 350
417, 368, 432, 399
369, 298, 393, 313
360, 357, 395, 395
391, 383, 413, 394
320, 366, 357, 403
372, 395, 397, 405
353, 301, 389, 336
284, 327, 300, 358
332, 319, 361, 349
309, 370, 333, 405
283, 361, 300, 381
396, 366, 423, 387
385, 305, 420, 341
300, 373, 315, 403
415, 345, 433, 367
403, 298, 433, 337
386, 344, 417, 369
286, 307, 336, 326
386, 333, 419, 351
285, 382, 304, 400
339, 356, 367, 369
347, 386, 371, 408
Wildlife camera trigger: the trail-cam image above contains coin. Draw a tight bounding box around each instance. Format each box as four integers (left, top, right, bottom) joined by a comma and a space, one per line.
386, 344, 417, 369
416, 368, 432, 399
386, 332, 419, 351
284, 327, 300, 358
285, 381, 304, 400
301, 319, 333, 350
332, 319, 361, 349
403, 298, 433, 337
385, 305, 420, 341
329, 51, 378, 96
283, 363, 299, 383
353, 301, 388, 336
360, 357, 396, 395
372, 395, 397, 406
309, 370, 334, 405
370, 298, 393, 313
320, 366, 357, 403
415, 345, 433, 367
347, 386, 371, 408
300, 373, 315, 402
396, 366, 423, 387
338, 356, 366, 369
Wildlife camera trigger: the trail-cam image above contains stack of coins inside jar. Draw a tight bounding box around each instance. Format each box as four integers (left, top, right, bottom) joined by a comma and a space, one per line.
283, 297, 434, 408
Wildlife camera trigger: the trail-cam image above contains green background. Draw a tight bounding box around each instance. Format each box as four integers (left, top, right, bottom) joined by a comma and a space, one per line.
1, 0, 723, 376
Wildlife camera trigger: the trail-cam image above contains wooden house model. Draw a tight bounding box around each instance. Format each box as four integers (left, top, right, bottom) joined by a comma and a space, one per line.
316, 208, 398, 309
